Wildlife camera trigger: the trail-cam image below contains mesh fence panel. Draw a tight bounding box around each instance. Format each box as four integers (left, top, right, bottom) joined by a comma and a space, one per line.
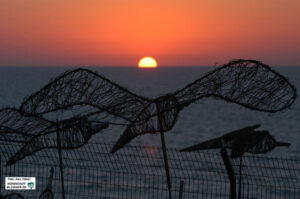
0, 139, 299, 199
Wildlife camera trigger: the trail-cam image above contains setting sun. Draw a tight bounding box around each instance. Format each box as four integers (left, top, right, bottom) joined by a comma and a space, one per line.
138, 57, 158, 68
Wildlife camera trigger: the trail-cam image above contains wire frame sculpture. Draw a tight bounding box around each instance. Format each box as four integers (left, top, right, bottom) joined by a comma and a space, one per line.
180, 124, 291, 157
0, 109, 109, 199
180, 124, 291, 199
0, 59, 297, 199
6, 117, 109, 166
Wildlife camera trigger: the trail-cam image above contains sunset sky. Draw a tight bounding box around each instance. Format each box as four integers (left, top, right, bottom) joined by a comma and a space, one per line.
0, 0, 299, 66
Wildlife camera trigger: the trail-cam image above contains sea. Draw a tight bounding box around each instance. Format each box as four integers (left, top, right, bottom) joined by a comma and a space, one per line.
0, 66, 299, 158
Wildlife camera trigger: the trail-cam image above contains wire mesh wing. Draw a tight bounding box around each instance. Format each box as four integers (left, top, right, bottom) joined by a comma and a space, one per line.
6, 118, 109, 166
175, 60, 297, 112
0, 107, 52, 141
19, 68, 151, 123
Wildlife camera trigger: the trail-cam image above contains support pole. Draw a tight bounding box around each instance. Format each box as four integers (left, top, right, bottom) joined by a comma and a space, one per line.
157, 102, 172, 199
238, 157, 243, 199
56, 122, 66, 199
221, 148, 236, 199
160, 131, 172, 199
178, 180, 184, 199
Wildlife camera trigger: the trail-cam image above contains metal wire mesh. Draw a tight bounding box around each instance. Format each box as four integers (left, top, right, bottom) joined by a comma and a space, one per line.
0, 139, 299, 199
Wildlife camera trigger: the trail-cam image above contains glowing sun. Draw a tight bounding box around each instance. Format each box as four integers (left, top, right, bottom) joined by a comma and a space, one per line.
138, 57, 158, 68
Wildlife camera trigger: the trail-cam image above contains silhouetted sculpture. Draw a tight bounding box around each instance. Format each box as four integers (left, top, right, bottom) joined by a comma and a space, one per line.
1, 112, 108, 199
39, 167, 54, 199
180, 124, 291, 199
0, 59, 297, 199
6, 117, 109, 166
180, 124, 290, 157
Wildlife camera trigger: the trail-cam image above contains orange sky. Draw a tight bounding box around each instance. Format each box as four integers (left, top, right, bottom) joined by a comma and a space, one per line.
0, 0, 299, 66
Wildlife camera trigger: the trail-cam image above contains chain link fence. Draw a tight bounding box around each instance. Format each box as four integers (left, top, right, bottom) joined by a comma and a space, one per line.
0, 138, 299, 199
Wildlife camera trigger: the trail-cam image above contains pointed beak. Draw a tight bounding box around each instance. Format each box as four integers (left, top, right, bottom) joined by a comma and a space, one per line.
276, 142, 291, 147
111, 127, 136, 153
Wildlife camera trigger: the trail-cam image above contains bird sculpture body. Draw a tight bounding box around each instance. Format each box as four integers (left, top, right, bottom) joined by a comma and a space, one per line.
180, 124, 291, 199
6, 117, 109, 166
111, 94, 180, 152
180, 124, 291, 158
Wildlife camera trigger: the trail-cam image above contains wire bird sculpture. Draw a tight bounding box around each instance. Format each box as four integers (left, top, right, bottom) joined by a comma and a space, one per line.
180, 124, 291, 199
180, 124, 291, 157
6, 116, 109, 166
39, 167, 54, 199
0, 59, 297, 199
0, 108, 109, 199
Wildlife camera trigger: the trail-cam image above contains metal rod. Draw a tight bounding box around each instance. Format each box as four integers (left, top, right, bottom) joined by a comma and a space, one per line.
238, 157, 243, 199
56, 122, 66, 199
156, 102, 172, 199
160, 131, 172, 199
221, 148, 236, 199
178, 180, 184, 199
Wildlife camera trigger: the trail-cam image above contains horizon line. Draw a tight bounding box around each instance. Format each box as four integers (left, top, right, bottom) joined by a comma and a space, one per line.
1, 65, 300, 68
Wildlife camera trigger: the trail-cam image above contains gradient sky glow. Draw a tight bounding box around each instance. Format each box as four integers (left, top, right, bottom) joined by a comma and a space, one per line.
0, 0, 299, 66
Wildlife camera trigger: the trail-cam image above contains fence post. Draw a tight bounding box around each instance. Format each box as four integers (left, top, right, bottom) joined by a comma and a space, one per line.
178, 180, 184, 199
56, 121, 66, 199
221, 148, 236, 199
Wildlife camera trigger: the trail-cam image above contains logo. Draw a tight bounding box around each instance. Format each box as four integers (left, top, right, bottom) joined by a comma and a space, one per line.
27, 182, 34, 189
